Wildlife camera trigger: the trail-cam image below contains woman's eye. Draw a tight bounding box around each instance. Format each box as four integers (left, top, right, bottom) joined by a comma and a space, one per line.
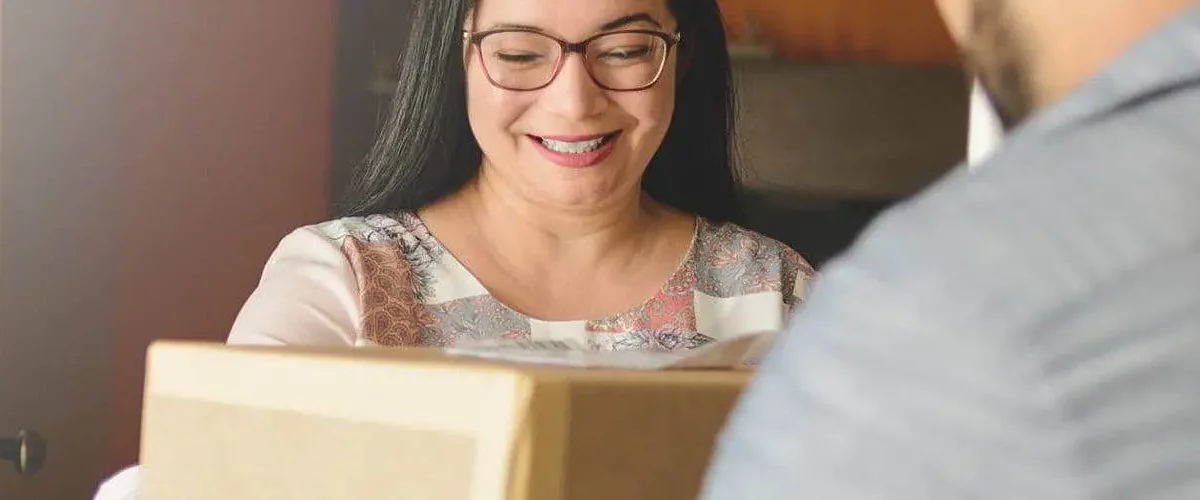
598, 46, 651, 60
494, 52, 542, 63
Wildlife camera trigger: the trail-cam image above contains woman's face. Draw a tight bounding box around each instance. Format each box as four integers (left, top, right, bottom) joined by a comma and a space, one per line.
464, 0, 678, 210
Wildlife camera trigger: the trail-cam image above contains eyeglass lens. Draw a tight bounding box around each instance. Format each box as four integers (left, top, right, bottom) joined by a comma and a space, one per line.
478, 31, 669, 90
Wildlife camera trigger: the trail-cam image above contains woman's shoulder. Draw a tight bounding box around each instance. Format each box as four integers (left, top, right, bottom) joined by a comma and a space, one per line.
229, 211, 437, 348
299, 211, 427, 246
270, 211, 437, 274
694, 218, 812, 266
691, 218, 816, 300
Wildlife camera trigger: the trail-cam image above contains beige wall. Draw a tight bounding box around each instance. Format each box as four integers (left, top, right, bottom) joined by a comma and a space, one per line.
109, 0, 336, 472
1, 2, 125, 496
0, 2, 334, 498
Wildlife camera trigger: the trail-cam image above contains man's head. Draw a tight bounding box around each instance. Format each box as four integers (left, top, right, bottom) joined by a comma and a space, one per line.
935, 0, 1196, 131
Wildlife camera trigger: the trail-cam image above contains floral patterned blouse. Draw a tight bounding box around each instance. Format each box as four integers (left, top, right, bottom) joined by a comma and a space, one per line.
225, 212, 815, 351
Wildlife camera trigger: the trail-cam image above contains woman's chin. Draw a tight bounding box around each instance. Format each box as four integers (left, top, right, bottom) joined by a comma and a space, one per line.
527, 180, 639, 211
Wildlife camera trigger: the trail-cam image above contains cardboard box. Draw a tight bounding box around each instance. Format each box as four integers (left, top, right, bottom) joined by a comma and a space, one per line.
140, 341, 751, 500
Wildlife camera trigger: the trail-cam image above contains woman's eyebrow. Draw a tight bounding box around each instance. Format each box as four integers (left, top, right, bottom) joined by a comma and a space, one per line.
484, 13, 664, 33
599, 13, 663, 31
489, 22, 540, 30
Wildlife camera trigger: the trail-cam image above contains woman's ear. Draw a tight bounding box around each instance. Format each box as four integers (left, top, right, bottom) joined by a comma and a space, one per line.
676, 40, 694, 81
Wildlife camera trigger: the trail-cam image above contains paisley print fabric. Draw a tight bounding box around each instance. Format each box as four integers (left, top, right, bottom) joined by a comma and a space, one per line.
316, 211, 814, 351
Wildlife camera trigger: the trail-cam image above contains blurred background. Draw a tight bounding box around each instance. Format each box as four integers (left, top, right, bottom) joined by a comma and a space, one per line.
0, 1, 969, 498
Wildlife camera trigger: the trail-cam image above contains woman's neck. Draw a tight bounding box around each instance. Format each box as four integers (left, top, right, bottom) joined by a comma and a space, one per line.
417, 171, 697, 319
462, 175, 661, 271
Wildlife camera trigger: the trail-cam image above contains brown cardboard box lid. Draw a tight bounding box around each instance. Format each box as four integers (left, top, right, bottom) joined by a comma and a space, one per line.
140, 341, 751, 500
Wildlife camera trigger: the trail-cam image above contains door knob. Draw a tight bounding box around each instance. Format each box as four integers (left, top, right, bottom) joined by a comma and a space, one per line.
0, 428, 46, 477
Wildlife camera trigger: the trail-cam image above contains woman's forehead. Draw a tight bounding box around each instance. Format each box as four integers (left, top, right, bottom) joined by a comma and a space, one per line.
469, 0, 675, 36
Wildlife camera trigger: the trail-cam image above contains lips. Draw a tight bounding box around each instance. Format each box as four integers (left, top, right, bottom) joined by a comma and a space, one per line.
528, 131, 621, 168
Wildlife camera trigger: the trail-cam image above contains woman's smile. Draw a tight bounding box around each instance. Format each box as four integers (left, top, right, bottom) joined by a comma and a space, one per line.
527, 131, 622, 168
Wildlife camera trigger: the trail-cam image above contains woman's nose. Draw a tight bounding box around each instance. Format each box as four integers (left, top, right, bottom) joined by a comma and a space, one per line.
540, 54, 607, 119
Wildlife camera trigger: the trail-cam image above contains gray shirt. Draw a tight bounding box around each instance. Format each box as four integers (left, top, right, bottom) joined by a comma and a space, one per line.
701, 6, 1200, 500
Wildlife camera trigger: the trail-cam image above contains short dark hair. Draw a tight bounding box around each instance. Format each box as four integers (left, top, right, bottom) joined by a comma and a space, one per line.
341, 0, 742, 222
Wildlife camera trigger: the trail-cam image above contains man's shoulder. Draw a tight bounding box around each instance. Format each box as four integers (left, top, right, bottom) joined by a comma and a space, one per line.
845, 95, 1200, 324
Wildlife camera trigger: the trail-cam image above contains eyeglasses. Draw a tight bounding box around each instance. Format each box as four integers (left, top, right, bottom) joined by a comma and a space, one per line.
462, 28, 682, 92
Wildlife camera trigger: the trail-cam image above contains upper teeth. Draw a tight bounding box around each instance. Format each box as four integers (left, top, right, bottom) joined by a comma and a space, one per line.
541, 137, 605, 154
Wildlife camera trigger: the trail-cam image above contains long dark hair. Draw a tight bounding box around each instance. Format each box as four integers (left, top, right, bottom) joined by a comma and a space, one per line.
341, 0, 741, 222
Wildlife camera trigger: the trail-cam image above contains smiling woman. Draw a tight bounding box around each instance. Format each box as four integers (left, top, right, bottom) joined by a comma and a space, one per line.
95, 0, 816, 495
265, 0, 815, 347
348, 0, 738, 220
